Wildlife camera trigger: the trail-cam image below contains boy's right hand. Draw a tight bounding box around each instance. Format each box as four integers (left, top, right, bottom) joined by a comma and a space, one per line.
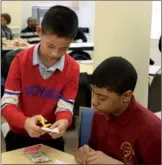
24, 115, 45, 138
75, 145, 93, 164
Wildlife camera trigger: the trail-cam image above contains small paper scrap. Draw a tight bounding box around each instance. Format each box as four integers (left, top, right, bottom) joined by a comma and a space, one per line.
54, 159, 67, 164
41, 127, 59, 133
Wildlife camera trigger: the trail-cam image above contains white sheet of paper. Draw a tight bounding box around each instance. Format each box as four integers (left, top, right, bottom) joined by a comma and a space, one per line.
79, 60, 93, 64
54, 159, 67, 164
41, 127, 59, 133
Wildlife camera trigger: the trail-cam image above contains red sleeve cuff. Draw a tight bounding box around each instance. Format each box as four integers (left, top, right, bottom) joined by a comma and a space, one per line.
56, 111, 72, 128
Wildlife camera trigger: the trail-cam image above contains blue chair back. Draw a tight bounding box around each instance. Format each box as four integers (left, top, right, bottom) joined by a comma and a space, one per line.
79, 107, 94, 147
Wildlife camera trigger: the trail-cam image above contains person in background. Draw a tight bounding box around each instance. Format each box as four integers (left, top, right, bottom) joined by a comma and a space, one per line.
1, 13, 13, 40
1, 5, 79, 152
74, 28, 87, 43
75, 57, 161, 164
20, 17, 40, 44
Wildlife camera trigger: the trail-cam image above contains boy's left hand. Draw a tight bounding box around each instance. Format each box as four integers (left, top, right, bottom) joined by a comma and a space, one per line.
49, 119, 68, 139
86, 150, 124, 164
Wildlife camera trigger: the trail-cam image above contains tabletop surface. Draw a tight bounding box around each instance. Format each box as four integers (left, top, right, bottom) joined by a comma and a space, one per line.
2, 144, 78, 164
2, 42, 94, 51
149, 65, 161, 75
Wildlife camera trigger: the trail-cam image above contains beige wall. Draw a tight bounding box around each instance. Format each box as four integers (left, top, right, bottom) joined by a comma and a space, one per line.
94, 1, 152, 107
2, 1, 22, 28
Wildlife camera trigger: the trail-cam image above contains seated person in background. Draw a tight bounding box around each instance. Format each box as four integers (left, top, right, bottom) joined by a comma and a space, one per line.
74, 28, 87, 43
20, 17, 40, 44
149, 58, 154, 65
1, 5, 79, 152
75, 57, 161, 164
1, 13, 13, 40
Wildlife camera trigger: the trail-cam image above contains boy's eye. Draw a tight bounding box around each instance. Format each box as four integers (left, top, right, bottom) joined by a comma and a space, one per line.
48, 46, 53, 49
47, 44, 54, 49
60, 48, 67, 52
99, 97, 106, 101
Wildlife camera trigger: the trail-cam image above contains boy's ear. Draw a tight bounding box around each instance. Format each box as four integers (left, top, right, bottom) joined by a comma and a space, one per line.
121, 90, 133, 103
36, 25, 43, 37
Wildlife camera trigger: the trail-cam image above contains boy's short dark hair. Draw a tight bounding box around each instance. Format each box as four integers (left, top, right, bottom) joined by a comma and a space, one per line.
1, 13, 11, 25
41, 5, 78, 39
90, 57, 138, 95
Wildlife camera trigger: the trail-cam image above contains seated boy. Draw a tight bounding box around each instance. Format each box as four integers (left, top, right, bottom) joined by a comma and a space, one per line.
75, 57, 161, 164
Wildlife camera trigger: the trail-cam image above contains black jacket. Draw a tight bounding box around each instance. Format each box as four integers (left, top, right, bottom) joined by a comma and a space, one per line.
74, 29, 87, 43
20, 26, 40, 44
2, 49, 24, 80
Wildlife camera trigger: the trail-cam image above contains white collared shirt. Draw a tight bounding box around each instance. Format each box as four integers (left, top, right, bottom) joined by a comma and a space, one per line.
32, 44, 65, 79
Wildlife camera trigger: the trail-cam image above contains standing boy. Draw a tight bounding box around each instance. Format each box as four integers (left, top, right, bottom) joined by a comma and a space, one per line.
2, 6, 79, 152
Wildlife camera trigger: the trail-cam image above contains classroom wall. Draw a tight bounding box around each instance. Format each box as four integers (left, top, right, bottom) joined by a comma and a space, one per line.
151, 1, 161, 39
93, 1, 152, 107
2, 1, 95, 41
1, 2, 160, 107
78, 1, 95, 41
2, 1, 23, 29
2, 1, 160, 41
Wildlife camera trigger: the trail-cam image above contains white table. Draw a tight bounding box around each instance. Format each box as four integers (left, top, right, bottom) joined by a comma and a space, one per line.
69, 42, 94, 51
149, 65, 161, 76
2, 144, 77, 164
2, 42, 94, 51
155, 111, 161, 119
78, 60, 93, 74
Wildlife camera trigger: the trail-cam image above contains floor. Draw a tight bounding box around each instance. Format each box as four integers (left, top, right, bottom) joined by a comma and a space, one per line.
1, 116, 79, 155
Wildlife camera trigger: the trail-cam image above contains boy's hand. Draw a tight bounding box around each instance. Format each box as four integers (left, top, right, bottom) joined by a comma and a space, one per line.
24, 115, 45, 138
75, 145, 93, 164
48, 119, 68, 139
86, 150, 124, 164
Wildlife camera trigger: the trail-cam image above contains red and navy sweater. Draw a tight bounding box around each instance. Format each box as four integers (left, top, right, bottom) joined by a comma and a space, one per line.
1, 45, 79, 136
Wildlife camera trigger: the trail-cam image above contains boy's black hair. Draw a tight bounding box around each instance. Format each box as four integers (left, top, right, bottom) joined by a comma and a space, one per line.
41, 5, 78, 39
90, 57, 138, 95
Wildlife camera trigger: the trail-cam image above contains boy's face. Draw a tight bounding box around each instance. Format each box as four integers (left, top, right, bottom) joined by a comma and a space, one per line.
91, 85, 132, 115
37, 26, 72, 67
1, 16, 7, 26
28, 19, 37, 29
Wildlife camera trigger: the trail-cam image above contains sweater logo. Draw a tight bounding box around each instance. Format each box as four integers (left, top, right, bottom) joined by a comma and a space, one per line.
120, 141, 135, 164
24, 85, 61, 100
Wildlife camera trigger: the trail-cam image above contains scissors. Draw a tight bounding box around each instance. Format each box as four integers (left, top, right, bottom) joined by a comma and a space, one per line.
39, 116, 51, 128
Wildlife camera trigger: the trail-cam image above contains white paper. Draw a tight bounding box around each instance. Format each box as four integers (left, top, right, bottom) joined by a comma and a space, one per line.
54, 159, 67, 164
79, 60, 93, 64
41, 127, 59, 133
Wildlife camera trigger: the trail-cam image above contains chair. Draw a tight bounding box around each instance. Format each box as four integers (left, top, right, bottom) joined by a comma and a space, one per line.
78, 107, 94, 147
69, 50, 91, 61
74, 29, 88, 43
1, 48, 24, 80
148, 73, 161, 112
69, 73, 92, 130
73, 73, 92, 116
